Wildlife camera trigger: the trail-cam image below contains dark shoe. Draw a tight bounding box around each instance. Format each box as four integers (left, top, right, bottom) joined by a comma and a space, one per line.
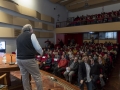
65, 79, 69, 82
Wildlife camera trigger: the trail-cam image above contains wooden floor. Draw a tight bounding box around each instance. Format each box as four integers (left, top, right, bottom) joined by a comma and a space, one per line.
9, 57, 120, 90
104, 57, 120, 90
10, 70, 80, 90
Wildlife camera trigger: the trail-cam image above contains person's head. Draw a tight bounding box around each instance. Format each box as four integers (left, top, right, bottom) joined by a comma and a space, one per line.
88, 55, 92, 59
49, 50, 52, 54
56, 47, 59, 50
69, 49, 72, 51
104, 54, 108, 58
82, 55, 88, 63
61, 48, 63, 50
107, 51, 110, 55
61, 55, 65, 59
48, 54, 51, 58
90, 58, 94, 65
87, 49, 89, 52
43, 48, 46, 51
22, 24, 33, 33
70, 54, 74, 60
76, 52, 80, 55
98, 56, 102, 61
47, 49, 50, 52
62, 51, 66, 55
74, 56, 78, 62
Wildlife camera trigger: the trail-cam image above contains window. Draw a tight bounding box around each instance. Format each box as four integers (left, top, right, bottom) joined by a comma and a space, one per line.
105, 32, 117, 39
83, 33, 90, 39
84, 32, 117, 40
113, 32, 117, 39
99, 32, 105, 39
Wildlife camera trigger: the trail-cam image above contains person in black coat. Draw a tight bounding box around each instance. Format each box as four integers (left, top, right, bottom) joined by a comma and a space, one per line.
63, 56, 79, 83
39, 54, 52, 69
90, 58, 104, 89
78, 55, 93, 90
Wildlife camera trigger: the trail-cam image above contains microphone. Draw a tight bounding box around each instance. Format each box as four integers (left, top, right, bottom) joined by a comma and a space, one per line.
9, 54, 15, 65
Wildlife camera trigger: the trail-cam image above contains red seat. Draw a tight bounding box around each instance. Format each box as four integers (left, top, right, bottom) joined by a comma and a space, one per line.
41, 56, 47, 62
12, 52, 16, 54
44, 66, 51, 70
36, 55, 42, 61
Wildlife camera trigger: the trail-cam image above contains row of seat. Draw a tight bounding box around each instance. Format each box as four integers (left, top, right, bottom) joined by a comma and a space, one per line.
56, 10, 120, 28
35, 42, 119, 89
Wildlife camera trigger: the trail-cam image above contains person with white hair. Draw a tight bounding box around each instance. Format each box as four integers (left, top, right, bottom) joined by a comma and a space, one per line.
16, 24, 43, 90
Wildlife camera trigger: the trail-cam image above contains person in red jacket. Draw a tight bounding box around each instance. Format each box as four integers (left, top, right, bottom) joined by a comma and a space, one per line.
53, 55, 68, 76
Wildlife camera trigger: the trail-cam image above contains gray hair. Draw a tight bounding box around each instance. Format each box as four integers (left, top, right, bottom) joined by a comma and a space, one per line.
22, 24, 32, 32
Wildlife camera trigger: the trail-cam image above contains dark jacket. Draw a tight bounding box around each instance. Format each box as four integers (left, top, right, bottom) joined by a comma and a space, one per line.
68, 60, 79, 72
78, 62, 91, 81
45, 58, 52, 66
90, 63, 103, 76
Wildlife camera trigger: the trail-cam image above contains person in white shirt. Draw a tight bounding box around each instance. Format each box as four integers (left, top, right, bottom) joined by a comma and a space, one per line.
16, 24, 43, 90
78, 55, 93, 90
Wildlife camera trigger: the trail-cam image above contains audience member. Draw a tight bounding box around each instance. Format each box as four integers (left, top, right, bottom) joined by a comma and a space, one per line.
78, 55, 93, 90
39, 54, 52, 69
53, 55, 68, 76
64, 57, 79, 83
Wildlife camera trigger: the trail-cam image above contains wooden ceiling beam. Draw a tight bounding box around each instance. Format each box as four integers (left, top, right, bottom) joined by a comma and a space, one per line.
60, 0, 76, 6
50, 0, 61, 3
66, 0, 109, 11
65, 0, 85, 7
70, 0, 120, 12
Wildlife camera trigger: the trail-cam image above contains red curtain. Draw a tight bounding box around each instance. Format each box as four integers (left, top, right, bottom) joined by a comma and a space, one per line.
56, 34, 65, 44
65, 33, 83, 46
56, 33, 83, 45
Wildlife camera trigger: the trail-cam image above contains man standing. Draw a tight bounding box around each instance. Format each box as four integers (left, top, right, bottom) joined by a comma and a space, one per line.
16, 24, 43, 90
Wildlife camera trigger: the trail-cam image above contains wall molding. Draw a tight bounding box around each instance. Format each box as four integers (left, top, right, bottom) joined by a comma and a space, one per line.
0, 11, 54, 30
0, 0, 54, 23
83, 40, 117, 43
55, 22, 120, 33
0, 27, 54, 38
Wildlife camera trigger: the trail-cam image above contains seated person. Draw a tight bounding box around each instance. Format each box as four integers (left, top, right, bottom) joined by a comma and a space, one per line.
53, 55, 68, 76
62, 51, 69, 60
93, 54, 98, 62
52, 51, 61, 68
39, 54, 52, 69
64, 56, 79, 83
73, 48, 77, 55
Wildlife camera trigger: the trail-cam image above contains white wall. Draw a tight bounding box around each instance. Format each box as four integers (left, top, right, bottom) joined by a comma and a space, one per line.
13, 0, 68, 24
0, 39, 16, 53
69, 3, 120, 17
0, 38, 54, 53
0, 0, 68, 52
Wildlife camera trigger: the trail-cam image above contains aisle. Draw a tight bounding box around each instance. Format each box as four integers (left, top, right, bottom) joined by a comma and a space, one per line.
104, 56, 120, 90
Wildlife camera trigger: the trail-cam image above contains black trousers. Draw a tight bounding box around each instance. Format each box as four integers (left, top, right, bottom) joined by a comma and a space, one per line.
39, 63, 51, 69
92, 75, 99, 89
53, 67, 65, 76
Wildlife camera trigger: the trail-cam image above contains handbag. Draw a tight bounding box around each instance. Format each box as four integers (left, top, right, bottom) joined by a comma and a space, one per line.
100, 77, 105, 87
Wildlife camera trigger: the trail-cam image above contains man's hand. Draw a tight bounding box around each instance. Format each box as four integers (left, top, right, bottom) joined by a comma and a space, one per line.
43, 62, 45, 64
80, 80, 84, 84
100, 74, 103, 78
58, 65, 59, 68
68, 67, 70, 70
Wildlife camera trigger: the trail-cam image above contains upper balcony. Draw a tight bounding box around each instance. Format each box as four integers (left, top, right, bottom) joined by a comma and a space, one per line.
55, 10, 120, 33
